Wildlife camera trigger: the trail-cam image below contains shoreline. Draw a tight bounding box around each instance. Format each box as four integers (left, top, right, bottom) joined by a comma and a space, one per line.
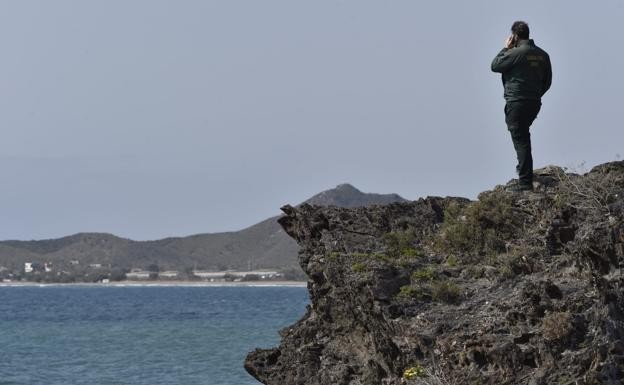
0, 280, 308, 288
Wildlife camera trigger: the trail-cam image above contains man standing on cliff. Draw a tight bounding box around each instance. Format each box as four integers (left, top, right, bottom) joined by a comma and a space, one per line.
491, 21, 552, 192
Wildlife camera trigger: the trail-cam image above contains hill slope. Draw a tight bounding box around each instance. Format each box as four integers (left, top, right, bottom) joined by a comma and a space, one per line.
0, 184, 406, 273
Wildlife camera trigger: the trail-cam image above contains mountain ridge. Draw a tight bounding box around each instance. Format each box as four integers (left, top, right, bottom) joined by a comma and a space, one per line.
0, 184, 406, 275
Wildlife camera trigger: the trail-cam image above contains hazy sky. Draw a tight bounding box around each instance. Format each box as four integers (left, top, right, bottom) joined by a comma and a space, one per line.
1, 1, 622, 240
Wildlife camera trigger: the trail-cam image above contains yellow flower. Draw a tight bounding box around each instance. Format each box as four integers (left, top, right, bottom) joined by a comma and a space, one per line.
403, 365, 426, 380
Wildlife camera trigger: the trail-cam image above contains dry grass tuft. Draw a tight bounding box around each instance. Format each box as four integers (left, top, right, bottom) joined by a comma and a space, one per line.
542, 311, 573, 340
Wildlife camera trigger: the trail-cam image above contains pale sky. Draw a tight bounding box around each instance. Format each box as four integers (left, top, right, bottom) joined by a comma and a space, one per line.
1, 1, 622, 240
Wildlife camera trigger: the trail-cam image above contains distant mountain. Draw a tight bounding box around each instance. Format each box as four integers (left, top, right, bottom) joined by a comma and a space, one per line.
305, 183, 407, 207
0, 184, 407, 274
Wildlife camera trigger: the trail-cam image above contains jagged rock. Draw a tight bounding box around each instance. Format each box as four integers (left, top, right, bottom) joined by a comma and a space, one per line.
245, 162, 624, 385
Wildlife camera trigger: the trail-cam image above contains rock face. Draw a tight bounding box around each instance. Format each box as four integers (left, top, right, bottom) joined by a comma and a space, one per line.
245, 162, 624, 385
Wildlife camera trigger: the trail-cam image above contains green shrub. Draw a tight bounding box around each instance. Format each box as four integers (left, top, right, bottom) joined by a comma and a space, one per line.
383, 229, 423, 258
446, 255, 459, 267
351, 262, 367, 273
411, 267, 435, 282
434, 192, 519, 258
469, 192, 517, 235
345, 252, 396, 265
401, 247, 424, 258
396, 285, 429, 300
372, 253, 392, 263
497, 264, 513, 279
431, 281, 461, 304
326, 251, 343, 260
493, 246, 539, 278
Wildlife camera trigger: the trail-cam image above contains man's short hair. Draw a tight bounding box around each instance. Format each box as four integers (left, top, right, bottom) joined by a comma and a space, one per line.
511, 21, 530, 39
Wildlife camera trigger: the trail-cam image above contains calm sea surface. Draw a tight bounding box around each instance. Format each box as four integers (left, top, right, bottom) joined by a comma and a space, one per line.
0, 285, 309, 385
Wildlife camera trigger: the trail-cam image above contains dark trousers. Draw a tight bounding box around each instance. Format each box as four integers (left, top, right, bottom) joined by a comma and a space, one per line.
504, 100, 541, 186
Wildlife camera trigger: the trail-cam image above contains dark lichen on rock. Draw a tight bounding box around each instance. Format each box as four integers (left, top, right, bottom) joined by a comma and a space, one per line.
245, 162, 624, 385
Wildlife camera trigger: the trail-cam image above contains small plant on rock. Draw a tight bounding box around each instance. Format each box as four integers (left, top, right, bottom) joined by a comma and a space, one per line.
397, 285, 430, 300
326, 251, 343, 260
351, 262, 367, 273
383, 228, 423, 258
411, 267, 435, 282
431, 281, 461, 304
554, 163, 624, 216
403, 364, 426, 380
493, 246, 539, 279
433, 192, 521, 260
402, 360, 459, 385
445, 255, 459, 267
542, 311, 573, 340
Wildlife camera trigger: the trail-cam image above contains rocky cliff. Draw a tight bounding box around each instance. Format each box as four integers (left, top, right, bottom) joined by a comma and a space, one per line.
245, 162, 624, 385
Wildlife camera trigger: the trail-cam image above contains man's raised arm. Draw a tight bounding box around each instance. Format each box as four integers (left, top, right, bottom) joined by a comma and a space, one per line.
491, 35, 521, 73
491, 48, 521, 73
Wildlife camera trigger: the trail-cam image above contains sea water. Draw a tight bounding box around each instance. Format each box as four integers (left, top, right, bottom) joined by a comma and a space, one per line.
0, 285, 309, 385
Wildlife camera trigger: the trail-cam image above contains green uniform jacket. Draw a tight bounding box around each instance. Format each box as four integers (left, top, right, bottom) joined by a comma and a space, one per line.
491, 39, 552, 102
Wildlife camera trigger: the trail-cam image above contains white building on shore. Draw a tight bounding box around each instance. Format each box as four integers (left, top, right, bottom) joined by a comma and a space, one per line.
159, 271, 179, 278
192, 270, 280, 281
126, 270, 150, 280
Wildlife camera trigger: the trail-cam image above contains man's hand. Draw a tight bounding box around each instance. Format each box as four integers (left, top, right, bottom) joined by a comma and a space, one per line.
505, 35, 516, 49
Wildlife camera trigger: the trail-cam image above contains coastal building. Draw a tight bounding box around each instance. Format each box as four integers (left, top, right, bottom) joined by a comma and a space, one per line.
159, 271, 179, 278
89, 263, 102, 269
192, 270, 227, 280
44, 263, 53, 273
24, 262, 33, 273
70, 260, 80, 265
236, 271, 280, 279
192, 270, 281, 280
126, 269, 150, 280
